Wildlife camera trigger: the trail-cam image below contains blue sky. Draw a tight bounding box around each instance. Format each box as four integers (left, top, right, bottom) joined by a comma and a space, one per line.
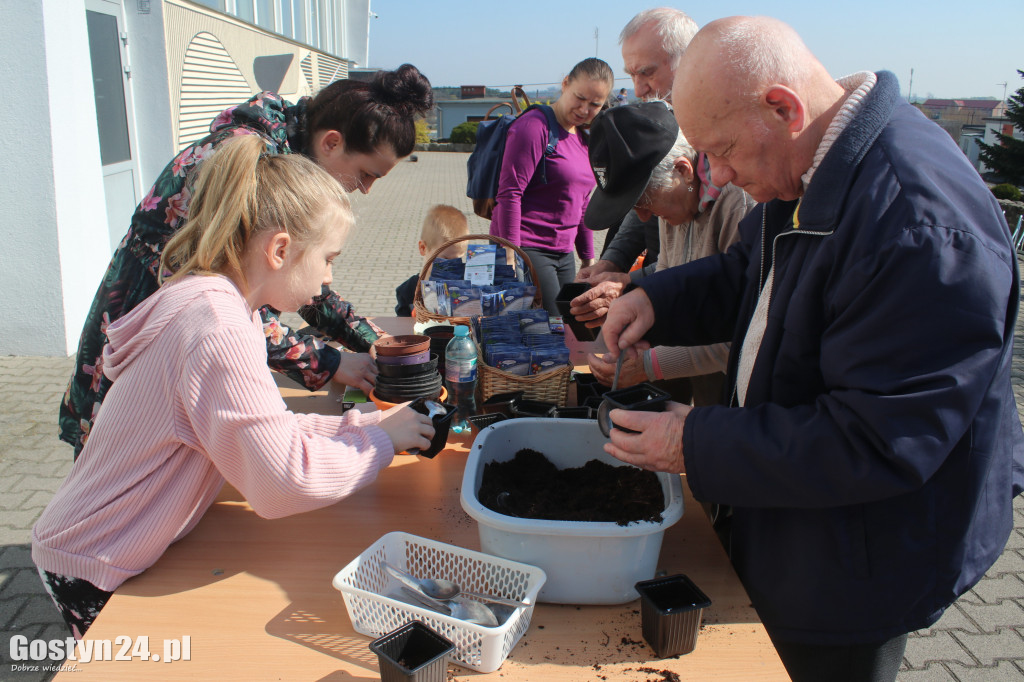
368, 0, 1023, 100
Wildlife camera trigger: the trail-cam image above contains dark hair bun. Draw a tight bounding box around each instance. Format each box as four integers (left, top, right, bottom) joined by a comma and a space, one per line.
370, 64, 434, 118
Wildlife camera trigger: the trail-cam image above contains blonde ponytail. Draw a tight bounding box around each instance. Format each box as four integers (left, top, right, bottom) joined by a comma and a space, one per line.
160, 134, 351, 286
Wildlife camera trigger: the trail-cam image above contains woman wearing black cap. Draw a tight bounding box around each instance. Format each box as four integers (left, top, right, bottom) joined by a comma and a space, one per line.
574, 101, 754, 406
60, 65, 435, 457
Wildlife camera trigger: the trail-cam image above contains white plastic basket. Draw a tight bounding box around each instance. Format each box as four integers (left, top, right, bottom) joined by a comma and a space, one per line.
332, 531, 546, 673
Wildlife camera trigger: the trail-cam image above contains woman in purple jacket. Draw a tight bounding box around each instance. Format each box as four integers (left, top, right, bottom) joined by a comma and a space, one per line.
489, 58, 612, 314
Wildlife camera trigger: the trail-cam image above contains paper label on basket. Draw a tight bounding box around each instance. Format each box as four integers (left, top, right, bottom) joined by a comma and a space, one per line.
465, 245, 497, 286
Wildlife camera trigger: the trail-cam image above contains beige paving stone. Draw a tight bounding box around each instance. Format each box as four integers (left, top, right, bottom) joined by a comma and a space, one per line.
903, 630, 977, 668
953, 629, 1024, 666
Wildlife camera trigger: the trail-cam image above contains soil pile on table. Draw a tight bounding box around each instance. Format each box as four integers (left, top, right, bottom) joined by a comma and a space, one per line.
477, 448, 664, 525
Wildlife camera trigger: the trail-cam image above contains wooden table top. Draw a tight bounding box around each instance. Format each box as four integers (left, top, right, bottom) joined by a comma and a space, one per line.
55, 318, 786, 681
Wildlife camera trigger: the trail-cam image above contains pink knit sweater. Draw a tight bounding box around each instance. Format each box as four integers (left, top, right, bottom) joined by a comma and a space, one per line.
33, 275, 395, 592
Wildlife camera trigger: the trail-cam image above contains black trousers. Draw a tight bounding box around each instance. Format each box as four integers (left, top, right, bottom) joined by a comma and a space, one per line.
770, 632, 908, 682
521, 247, 576, 317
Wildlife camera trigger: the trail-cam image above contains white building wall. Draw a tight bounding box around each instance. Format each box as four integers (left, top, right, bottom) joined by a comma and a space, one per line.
0, 0, 111, 356
0, 0, 364, 357
124, 1, 175, 190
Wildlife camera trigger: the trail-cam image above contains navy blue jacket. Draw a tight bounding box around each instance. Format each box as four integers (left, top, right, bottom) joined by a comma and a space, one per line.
637, 71, 1024, 644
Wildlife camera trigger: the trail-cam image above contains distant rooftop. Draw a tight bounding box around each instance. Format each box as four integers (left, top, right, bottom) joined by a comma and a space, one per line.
922, 99, 1002, 110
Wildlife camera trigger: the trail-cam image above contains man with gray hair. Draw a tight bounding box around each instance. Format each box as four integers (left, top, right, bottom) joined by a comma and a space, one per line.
578, 8, 699, 293
601, 16, 1024, 680
620, 7, 698, 102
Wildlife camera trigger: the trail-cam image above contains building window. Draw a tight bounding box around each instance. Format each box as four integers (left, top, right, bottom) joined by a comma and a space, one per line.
86, 10, 131, 165
234, 0, 254, 22
255, 0, 274, 30
193, 0, 340, 54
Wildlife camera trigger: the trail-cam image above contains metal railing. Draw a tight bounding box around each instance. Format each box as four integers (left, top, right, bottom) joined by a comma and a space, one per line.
1013, 214, 1024, 253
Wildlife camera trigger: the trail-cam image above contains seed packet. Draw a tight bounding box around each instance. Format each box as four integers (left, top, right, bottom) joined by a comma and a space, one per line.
486, 346, 532, 376
450, 285, 483, 318
465, 244, 497, 285
480, 284, 507, 317
531, 346, 571, 375
494, 264, 519, 284
420, 280, 452, 315
428, 257, 466, 281
523, 333, 565, 346
499, 284, 536, 313
478, 315, 519, 335
516, 310, 551, 335
548, 316, 565, 334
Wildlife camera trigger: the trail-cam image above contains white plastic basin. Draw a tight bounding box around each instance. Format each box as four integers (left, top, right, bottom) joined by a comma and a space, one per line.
460, 418, 684, 604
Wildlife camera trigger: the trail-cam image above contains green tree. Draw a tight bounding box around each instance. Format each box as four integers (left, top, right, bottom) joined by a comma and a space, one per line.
414, 118, 430, 144
450, 121, 480, 144
978, 70, 1024, 185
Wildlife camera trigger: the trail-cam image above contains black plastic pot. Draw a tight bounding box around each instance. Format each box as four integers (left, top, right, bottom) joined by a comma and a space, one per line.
374, 378, 444, 403
635, 574, 712, 658
369, 620, 454, 682
555, 282, 600, 342
377, 354, 438, 379
510, 398, 557, 418
466, 412, 508, 430
597, 383, 671, 437
480, 391, 525, 417
553, 406, 594, 420
376, 373, 444, 392
408, 397, 457, 458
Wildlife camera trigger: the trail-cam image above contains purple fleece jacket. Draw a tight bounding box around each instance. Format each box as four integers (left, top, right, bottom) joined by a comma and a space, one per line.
489, 108, 595, 259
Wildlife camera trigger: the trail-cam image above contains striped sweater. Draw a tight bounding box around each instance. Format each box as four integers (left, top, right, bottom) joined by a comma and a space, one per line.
33, 274, 394, 592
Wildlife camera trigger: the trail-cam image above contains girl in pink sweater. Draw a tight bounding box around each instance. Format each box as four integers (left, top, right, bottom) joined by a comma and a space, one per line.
32, 136, 434, 638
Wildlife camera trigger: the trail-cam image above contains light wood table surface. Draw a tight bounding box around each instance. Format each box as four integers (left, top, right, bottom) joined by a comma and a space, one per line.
56, 318, 786, 681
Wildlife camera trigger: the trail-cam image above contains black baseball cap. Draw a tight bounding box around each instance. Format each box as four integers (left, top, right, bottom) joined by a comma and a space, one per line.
584, 101, 679, 230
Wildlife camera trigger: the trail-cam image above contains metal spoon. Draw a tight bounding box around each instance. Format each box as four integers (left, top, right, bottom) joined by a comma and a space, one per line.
383, 560, 530, 609
611, 351, 625, 392
383, 560, 459, 600
399, 586, 500, 627
598, 353, 628, 437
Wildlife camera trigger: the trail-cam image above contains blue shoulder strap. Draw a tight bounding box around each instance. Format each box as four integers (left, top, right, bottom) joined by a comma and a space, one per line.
526, 104, 560, 185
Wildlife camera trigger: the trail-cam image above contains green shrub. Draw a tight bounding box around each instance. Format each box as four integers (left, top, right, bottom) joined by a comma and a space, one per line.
450, 121, 480, 144
992, 183, 1022, 201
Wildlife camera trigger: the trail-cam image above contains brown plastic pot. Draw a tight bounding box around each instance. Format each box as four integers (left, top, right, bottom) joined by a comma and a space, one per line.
374, 334, 431, 357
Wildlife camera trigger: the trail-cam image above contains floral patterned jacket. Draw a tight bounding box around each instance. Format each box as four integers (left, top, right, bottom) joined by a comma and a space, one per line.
59, 92, 380, 456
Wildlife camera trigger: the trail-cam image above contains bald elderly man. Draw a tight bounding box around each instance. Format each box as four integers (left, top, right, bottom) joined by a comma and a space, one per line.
600, 16, 1024, 681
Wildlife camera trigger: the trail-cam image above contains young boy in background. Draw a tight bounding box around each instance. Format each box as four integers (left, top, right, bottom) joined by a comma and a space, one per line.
395, 204, 470, 316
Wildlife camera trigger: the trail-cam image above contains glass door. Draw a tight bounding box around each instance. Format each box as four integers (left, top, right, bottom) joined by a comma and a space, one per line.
85, 0, 140, 252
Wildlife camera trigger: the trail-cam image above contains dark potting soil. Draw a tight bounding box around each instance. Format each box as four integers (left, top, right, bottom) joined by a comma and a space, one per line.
478, 448, 665, 525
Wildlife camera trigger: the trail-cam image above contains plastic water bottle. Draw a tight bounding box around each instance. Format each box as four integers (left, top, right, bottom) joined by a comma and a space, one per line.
444, 325, 478, 433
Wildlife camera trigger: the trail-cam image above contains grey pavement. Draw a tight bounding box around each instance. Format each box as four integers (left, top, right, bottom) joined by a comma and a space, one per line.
0, 151, 1023, 680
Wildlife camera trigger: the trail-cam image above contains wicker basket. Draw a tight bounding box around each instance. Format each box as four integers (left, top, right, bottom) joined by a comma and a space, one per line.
478, 355, 571, 405
412, 233, 543, 326
412, 233, 571, 406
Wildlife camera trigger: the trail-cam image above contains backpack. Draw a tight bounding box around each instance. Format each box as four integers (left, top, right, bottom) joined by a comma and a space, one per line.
466, 86, 560, 220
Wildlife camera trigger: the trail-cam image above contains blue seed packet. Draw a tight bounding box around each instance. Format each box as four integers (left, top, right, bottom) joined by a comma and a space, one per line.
499, 284, 535, 313
450, 285, 483, 318
531, 346, 571, 375
487, 346, 532, 376
516, 310, 551, 335
523, 333, 565, 346
429, 257, 466, 281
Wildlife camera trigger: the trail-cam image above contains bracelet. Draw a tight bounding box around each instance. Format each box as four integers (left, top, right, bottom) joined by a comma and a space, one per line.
649, 347, 664, 381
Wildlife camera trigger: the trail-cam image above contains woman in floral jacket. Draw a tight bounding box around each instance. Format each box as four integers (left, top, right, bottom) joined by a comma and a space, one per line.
60, 64, 434, 456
